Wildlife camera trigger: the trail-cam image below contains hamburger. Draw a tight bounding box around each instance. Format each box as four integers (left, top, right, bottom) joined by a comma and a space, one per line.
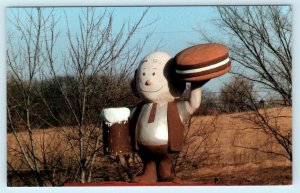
174, 43, 231, 81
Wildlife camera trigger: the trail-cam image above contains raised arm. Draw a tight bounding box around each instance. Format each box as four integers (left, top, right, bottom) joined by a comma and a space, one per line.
185, 80, 209, 115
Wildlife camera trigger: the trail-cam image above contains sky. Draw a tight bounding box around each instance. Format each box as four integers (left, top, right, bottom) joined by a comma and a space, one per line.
6, 6, 230, 91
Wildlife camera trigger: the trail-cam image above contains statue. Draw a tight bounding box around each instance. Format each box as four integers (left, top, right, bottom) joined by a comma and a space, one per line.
100, 43, 231, 183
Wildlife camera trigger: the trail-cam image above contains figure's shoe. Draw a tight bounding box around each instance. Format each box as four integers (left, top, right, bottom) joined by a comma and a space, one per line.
132, 174, 157, 183
159, 175, 182, 184
132, 155, 157, 183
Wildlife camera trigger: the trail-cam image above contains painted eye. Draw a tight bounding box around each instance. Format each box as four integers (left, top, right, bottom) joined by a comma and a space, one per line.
143, 72, 145, 76
152, 72, 155, 76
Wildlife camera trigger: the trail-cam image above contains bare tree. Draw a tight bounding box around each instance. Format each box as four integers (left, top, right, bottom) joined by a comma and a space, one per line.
231, 107, 292, 162
195, 6, 292, 162
7, 7, 153, 186
173, 116, 220, 174
47, 7, 151, 183
219, 76, 292, 161
197, 6, 292, 105
218, 76, 257, 113
7, 8, 66, 186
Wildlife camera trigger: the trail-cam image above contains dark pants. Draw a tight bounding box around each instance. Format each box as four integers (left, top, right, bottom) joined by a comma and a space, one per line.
134, 144, 178, 182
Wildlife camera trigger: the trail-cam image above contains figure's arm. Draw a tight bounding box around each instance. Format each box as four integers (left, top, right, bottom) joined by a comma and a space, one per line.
128, 106, 137, 120
185, 80, 209, 115
185, 85, 201, 115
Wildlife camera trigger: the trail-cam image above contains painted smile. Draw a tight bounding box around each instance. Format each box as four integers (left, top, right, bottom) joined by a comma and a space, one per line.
139, 85, 164, 93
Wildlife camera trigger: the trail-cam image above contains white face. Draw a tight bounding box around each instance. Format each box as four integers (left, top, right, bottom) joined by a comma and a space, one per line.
136, 52, 175, 103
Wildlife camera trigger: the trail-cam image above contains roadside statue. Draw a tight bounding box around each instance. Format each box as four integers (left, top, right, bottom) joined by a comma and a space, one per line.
100, 43, 231, 183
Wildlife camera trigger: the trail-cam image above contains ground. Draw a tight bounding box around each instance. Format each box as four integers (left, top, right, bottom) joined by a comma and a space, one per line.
7, 107, 292, 186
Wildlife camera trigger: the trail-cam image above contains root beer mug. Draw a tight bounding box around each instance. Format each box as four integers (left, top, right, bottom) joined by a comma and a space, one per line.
101, 108, 132, 155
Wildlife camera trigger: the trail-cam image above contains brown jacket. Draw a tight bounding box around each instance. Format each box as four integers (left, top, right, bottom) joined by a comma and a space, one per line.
130, 101, 185, 152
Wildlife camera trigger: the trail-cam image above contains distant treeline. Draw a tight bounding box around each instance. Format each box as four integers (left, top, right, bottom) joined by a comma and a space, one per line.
7, 73, 287, 132
7, 74, 139, 132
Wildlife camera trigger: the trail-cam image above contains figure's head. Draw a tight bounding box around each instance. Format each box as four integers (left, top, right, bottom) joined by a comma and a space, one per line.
134, 51, 185, 103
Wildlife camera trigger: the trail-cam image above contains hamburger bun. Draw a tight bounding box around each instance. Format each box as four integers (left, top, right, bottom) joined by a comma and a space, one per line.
175, 43, 231, 81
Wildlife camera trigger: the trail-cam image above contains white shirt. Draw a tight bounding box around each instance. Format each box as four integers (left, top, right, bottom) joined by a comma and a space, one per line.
136, 102, 187, 146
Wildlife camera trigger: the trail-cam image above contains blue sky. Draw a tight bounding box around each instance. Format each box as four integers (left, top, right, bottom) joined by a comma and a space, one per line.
47, 6, 218, 54
7, 6, 230, 91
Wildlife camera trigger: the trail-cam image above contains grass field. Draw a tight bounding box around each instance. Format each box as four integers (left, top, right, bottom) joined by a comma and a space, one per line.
176, 107, 292, 185
7, 107, 292, 186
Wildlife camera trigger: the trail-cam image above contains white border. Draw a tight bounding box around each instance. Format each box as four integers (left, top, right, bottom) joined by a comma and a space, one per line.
1, 1, 299, 193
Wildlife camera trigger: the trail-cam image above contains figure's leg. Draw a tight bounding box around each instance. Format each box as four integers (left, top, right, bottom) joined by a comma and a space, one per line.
132, 153, 157, 183
156, 153, 181, 183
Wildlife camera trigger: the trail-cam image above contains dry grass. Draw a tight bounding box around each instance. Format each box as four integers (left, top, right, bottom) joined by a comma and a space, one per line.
176, 107, 292, 185
7, 107, 292, 185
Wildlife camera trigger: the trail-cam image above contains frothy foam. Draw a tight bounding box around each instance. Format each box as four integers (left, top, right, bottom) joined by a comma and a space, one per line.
100, 107, 130, 127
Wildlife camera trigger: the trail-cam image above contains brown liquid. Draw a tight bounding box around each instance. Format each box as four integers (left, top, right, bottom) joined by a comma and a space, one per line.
103, 122, 132, 155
